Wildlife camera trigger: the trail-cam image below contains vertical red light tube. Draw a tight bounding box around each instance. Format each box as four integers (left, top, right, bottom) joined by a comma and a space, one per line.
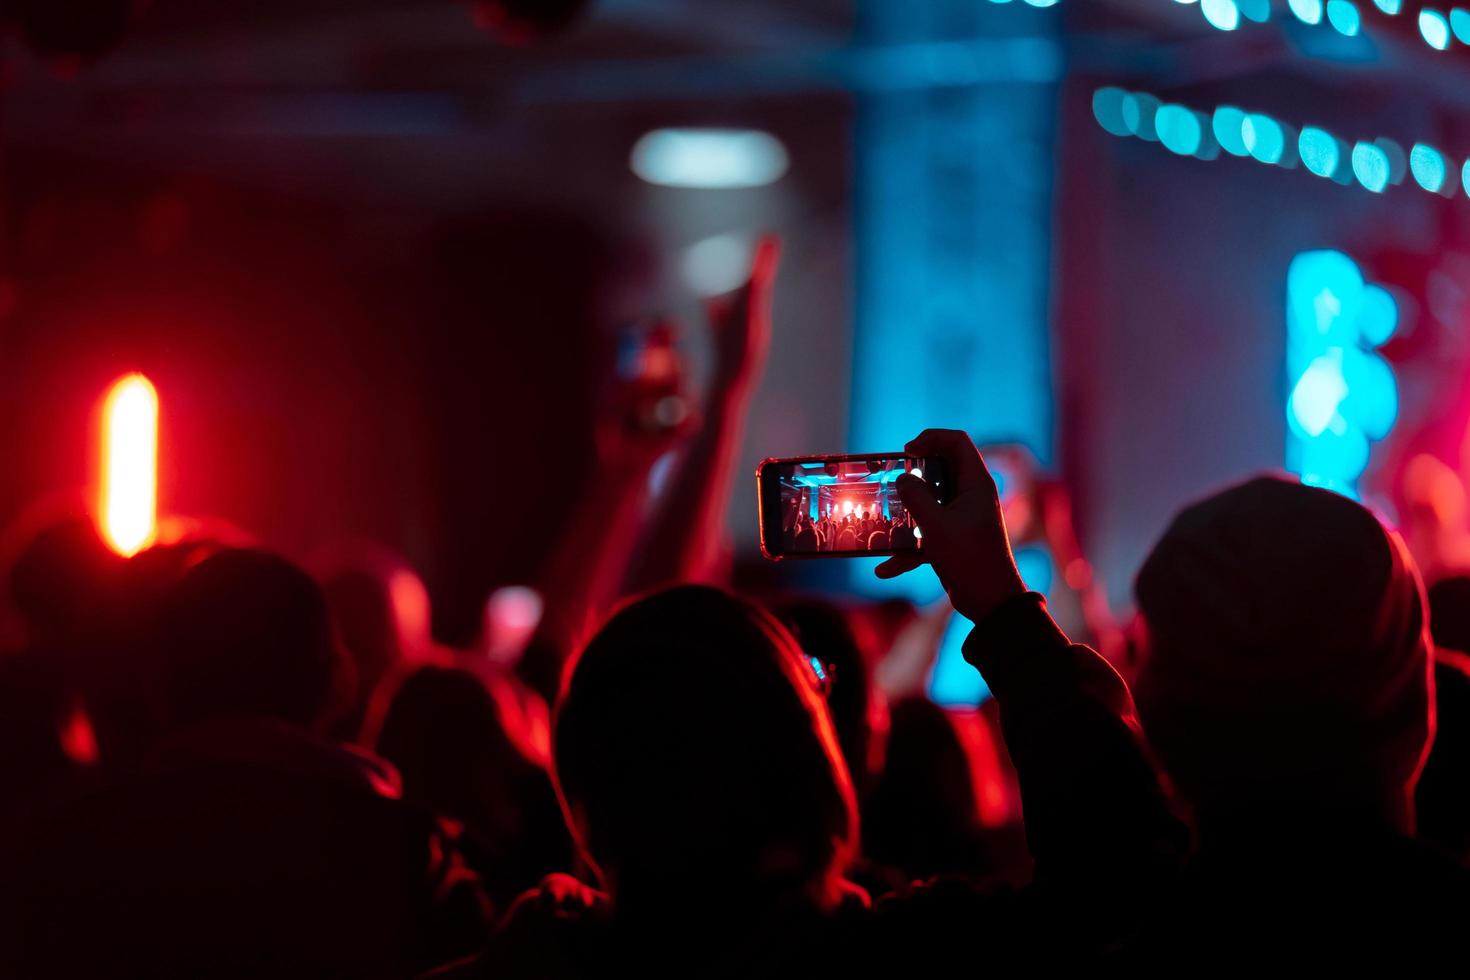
99, 373, 158, 557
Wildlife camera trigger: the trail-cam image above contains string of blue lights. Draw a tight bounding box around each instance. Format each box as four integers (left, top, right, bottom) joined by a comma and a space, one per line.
1175, 0, 1470, 52
1094, 86, 1462, 198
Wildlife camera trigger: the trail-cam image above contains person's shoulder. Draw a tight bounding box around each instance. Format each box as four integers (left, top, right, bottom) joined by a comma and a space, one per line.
828, 874, 1031, 970
495, 875, 610, 975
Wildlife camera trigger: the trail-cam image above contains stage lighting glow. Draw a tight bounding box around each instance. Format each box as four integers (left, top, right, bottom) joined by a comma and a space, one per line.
1372, 0, 1400, 12
682, 233, 753, 295
1092, 87, 1132, 137
1289, 351, 1349, 438
929, 612, 986, 706
1299, 427, 1371, 495
99, 373, 158, 557
1375, 138, 1407, 186
1022, 0, 1060, 6
1201, 0, 1241, 29
1289, 0, 1324, 24
1327, 0, 1361, 34
1352, 142, 1390, 192
1157, 104, 1204, 155
1410, 143, 1448, 193
1243, 114, 1285, 164
1299, 127, 1341, 178
1420, 9, 1452, 48
1452, 8, 1470, 42
1098, 88, 1466, 201
630, 129, 789, 189
1340, 347, 1399, 439
1286, 251, 1398, 497
1288, 250, 1362, 342
1121, 93, 1161, 141
1238, 0, 1272, 21
909, 467, 923, 480
1358, 285, 1398, 347
1213, 106, 1249, 156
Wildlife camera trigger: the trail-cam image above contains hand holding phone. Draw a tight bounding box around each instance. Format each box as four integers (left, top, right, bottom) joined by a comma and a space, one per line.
874, 429, 1027, 625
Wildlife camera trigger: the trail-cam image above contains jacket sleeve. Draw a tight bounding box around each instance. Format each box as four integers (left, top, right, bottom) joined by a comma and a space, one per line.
960, 593, 1187, 936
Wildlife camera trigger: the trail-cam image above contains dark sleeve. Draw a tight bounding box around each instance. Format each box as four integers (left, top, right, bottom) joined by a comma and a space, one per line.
959, 593, 1187, 943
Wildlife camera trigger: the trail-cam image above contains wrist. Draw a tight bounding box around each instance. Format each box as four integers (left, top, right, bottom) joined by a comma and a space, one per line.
951, 575, 1028, 625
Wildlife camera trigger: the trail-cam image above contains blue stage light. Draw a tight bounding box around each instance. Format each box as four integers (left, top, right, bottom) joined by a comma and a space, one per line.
1290, 0, 1325, 24
1421, 9, 1452, 49
1358, 285, 1399, 347
1157, 104, 1204, 156
1351, 141, 1391, 192
1213, 106, 1250, 157
1327, 0, 1362, 34
1243, 114, 1285, 164
1452, 8, 1470, 42
1202, 0, 1241, 30
1285, 250, 1397, 497
1299, 127, 1341, 177
1092, 87, 1132, 137
1411, 143, 1448, 193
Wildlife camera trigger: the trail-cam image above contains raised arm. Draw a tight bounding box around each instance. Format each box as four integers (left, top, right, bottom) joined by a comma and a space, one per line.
518, 337, 693, 699
876, 430, 1184, 939
623, 236, 779, 590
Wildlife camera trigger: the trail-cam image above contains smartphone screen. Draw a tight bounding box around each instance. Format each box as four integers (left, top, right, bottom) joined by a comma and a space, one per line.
757, 453, 952, 560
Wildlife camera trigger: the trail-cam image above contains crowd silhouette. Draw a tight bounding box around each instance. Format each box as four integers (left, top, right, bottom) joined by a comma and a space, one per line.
788, 510, 919, 554
1, 240, 1469, 977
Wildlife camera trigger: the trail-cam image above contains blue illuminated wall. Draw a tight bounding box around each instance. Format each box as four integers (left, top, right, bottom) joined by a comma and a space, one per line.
851, 1, 1062, 703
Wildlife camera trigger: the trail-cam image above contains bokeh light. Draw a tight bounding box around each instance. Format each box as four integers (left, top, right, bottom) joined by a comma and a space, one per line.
630, 129, 789, 189
1290, 0, 1325, 24
1156, 104, 1204, 156
1420, 8, 1452, 49
1327, 0, 1362, 34
1092, 87, 1131, 137
1351, 141, 1390, 192
1286, 250, 1398, 498
1299, 127, 1341, 178
1213, 106, 1250, 157
1201, 0, 1241, 30
99, 373, 159, 557
1243, 113, 1285, 164
1410, 143, 1448, 193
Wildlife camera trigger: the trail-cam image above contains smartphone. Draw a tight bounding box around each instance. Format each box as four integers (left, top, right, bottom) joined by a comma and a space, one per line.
756, 453, 953, 560
613, 318, 688, 433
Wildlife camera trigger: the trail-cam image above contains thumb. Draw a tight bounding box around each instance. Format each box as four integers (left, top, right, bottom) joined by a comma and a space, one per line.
895, 473, 943, 526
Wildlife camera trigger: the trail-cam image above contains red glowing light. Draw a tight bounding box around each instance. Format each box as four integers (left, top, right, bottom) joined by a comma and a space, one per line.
99, 373, 158, 557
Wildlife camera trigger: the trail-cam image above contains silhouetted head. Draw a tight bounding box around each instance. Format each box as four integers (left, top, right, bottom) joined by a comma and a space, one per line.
374, 666, 539, 833
1135, 477, 1432, 832
553, 586, 857, 912
770, 597, 886, 798
865, 697, 997, 880
154, 549, 348, 731
1428, 576, 1470, 654
311, 543, 434, 739
6, 517, 123, 650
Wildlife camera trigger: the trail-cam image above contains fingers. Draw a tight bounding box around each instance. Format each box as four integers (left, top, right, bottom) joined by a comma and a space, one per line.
903, 428, 992, 496
751, 233, 782, 289
875, 552, 927, 579
895, 473, 943, 525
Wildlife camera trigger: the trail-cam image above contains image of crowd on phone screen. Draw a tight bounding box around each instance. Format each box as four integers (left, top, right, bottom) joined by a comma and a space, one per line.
778, 459, 924, 555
